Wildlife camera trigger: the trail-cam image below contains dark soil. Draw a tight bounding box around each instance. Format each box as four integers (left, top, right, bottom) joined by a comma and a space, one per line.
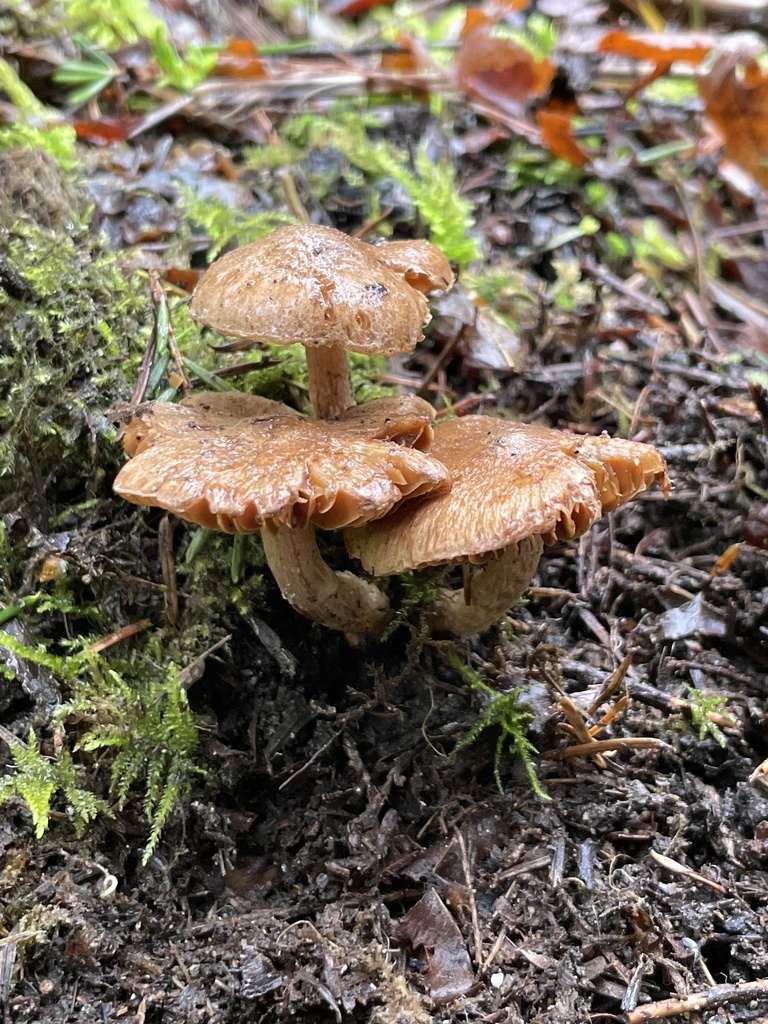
1, 4, 768, 1023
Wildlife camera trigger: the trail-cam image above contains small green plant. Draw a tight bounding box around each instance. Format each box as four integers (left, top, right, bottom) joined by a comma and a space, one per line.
51, 0, 169, 51
284, 112, 481, 267
150, 29, 218, 93
178, 187, 297, 260
53, 38, 120, 105
68, 652, 200, 860
0, 631, 200, 861
680, 683, 735, 748
450, 656, 549, 798
0, 729, 110, 839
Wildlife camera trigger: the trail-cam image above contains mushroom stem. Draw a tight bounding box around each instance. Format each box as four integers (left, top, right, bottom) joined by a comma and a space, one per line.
305, 346, 355, 419
427, 537, 544, 636
261, 525, 390, 634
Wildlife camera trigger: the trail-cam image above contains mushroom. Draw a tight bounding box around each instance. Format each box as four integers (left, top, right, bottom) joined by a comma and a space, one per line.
346, 415, 671, 636
188, 224, 454, 419
114, 392, 450, 634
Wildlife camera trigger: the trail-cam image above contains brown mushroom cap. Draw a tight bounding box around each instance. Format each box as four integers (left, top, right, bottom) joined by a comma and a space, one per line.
121, 391, 438, 457
114, 396, 450, 534
566, 433, 672, 512
188, 224, 432, 356
368, 239, 454, 294
346, 416, 670, 575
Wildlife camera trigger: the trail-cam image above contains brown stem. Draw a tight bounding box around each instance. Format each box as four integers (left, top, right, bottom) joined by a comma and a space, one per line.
304, 346, 355, 419
261, 525, 390, 635
428, 537, 544, 635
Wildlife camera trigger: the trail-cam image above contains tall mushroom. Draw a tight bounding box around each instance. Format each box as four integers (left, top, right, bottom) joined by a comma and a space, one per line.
114, 392, 450, 634
346, 416, 671, 635
189, 224, 454, 420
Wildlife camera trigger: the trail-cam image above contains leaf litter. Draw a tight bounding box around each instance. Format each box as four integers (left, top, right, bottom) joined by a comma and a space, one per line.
0, 0, 768, 1021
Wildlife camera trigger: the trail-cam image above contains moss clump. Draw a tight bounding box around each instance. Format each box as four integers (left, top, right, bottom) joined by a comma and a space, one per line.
0, 148, 151, 509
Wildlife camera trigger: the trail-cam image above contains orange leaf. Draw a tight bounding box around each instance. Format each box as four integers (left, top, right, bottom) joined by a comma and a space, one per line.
164, 268, 204, 293
536, 110, 590, 167
379, 50, 418, 75
598, 29, 710, 66
453, 21, 554, 116
699, 55, 768, 190
73, 116, 142, 144
213, 39, 267, 80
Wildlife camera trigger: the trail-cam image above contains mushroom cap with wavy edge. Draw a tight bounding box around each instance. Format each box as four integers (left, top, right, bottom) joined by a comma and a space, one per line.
120, 391, 438, 458
369, 239, 454, 294
113, 394, 450, 534
346, 415, 671, 575
189, 224, 434, 356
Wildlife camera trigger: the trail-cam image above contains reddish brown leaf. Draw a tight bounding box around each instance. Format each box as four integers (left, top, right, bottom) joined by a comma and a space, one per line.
379, 50, 418, 76
453, 20, 554, 117
536, 109, 590, 167
700, 55, 768, 190
598, 30, 710, 66
213, 39, 267, 80
73, 117, 142, 145
323, 0, 395, 16
164, 268, 204, 293
395, 888, 475, 1004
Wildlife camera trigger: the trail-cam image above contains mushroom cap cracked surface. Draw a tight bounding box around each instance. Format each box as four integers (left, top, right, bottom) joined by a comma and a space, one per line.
346, 415, 671, 575
188, 224, 436, 355
114, 393, 450, 533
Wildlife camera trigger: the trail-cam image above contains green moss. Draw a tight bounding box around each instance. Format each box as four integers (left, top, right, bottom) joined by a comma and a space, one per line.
178, 186, 297, 261
283, 111, 481, 266
450, 655, 549, 798
0, 629, 202, 860
0, 149, 150, 497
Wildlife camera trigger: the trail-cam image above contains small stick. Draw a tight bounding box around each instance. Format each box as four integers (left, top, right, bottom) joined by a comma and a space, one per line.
625, 979, 768, 1023
543, 736, 663, 759
149, 271, 190, 392
456, 828, 482, 971
650, 849, 726, 894
90, 619, 151, 653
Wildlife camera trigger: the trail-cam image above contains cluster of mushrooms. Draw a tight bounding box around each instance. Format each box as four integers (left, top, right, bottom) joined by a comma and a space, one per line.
114, 225, 671, 637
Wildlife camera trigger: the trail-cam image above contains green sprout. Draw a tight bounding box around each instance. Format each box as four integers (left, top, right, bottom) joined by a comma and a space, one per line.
680, 684, 735, 748
53, 39, 120, 105
450, 656, 549, 799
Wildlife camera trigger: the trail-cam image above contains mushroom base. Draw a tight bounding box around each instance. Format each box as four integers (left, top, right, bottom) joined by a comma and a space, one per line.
428, 536, 545, 636
261, 525, 390, 635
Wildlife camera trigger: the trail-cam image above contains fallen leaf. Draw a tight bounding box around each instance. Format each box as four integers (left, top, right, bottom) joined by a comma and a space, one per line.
452, 19, 554, 117
212, 39, 267, 80
536, 109, 590, 167
164, 267, 204, 293
699, 55, 768, 190
654, 593, 732, 643
597, 30, 710, 66
73, 116, 142, 145
323, 0, 395, 16
395, 888, 475, 1004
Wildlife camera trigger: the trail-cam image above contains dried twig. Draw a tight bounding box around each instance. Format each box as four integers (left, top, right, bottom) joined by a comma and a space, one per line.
625, 979, 768, 1022
650, 849, 726, 894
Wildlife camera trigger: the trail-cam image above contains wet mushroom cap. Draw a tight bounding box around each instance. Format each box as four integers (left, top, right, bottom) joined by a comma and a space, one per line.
114, 396, 450, 533
120, 391, 438, 457
368, 239, 454, 294
188, 224, 433, 355
346, 416, 670, 575
565, 432, 671, 511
